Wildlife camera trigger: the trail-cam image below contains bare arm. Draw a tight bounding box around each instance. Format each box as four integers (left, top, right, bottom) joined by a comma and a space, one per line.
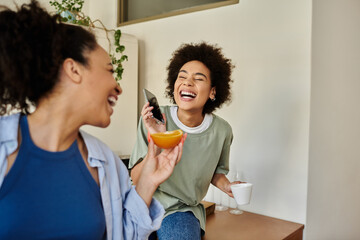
131, 133, 163, 185
132, 102, 189, 207
133, 135, 186, 207
130, 157, 145, 185
211, 173, 242, 198
130, 102, 164, 185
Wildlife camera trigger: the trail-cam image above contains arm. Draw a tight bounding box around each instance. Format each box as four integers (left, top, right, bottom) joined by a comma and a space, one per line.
211, 122, 240, 197
130, 157, 145, 185
211, 173, 232, 197
131, 102, 166, 185
130, 103, 188, 206
135, 136, 185, 207
118, 156, 164, 240
211, 173, 242, 198
121, 137, 185, 239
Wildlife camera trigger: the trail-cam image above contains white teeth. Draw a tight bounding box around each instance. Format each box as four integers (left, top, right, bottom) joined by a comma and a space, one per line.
108, 96, 117, 107
180, 91, 196, 98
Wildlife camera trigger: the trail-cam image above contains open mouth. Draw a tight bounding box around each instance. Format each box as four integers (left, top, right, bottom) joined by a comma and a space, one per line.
107, 96, 117, 107
180, 90, 197, 99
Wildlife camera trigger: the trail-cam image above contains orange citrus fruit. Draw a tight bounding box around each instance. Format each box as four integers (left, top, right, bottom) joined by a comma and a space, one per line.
150, 129, 183, 149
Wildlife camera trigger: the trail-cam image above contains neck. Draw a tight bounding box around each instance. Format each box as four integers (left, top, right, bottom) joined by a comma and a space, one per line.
177, 108, 205, 127
27, 98, 83, 152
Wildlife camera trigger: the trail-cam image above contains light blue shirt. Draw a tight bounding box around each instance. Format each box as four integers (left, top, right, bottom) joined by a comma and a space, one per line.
0, 113, 165, 240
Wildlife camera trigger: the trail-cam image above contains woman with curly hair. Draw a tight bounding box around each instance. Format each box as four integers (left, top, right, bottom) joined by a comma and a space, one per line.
0, 1, 185, 239
129, 42, 239, 239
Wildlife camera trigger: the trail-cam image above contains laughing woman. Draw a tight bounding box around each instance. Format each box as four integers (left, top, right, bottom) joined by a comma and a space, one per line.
130, 42, 238, 240
0, 1, 184, 239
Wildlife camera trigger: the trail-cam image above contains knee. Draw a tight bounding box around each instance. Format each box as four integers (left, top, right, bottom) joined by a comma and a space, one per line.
157, 212, 201, 240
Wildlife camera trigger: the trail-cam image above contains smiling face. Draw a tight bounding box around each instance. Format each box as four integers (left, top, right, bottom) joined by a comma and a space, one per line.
174, 60, 215, 114
81, 45, 122, 128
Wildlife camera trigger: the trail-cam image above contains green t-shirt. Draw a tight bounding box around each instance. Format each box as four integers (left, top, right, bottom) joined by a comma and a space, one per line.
129, 106, 233, 231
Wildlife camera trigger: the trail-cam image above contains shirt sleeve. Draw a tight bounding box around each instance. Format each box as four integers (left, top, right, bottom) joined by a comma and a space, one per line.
115, 152, 164, 240
122, 186, 165, 240
215, 124, 233, 175
128, 117, 148, 169
0, 114, 20, 189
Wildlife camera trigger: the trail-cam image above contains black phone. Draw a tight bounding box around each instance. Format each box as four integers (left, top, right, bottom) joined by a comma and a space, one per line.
143, 89, 165, 124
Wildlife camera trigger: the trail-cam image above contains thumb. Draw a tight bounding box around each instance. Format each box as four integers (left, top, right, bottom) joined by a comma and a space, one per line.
147, 137, 156, 158
162, 113, 167, 124
226, 183, 232, 193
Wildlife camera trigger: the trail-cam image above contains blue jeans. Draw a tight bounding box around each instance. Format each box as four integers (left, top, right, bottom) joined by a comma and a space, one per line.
149, 211, 201, 240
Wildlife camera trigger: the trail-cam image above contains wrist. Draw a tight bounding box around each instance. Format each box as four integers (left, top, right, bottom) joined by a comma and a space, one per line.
135, 177, 158, 207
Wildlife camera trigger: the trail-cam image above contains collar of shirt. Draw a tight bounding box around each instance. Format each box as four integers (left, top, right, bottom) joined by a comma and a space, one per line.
80, 130, 107, 168
0, 113, 20, 152
170, 106, 213, 134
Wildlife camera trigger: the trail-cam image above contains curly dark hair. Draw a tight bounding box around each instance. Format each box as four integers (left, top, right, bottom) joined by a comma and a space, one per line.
0, 0, 97, 115
165, 42, 234, 114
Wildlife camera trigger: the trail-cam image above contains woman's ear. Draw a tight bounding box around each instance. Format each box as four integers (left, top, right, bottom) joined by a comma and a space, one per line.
210, 87, 216, 99
62, 58, 83, 84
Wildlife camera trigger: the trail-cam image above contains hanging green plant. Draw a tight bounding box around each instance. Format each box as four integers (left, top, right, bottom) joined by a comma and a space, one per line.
49, 0, 127, 83
110, 29, 128, 81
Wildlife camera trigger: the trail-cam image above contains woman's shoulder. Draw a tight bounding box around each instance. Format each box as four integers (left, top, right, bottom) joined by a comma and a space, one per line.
80, 130, 117, 161
0, 113, 21, 175
0, 112, 21, 124
0, 113, 21, 140
212, 114, 232, 133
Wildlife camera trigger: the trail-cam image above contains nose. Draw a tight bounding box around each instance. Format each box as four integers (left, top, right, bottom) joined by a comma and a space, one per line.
115, 83, 122, 95
182, 77, 194, 86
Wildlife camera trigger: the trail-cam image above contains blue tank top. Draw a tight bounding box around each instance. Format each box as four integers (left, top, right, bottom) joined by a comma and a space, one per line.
0, 115, 106, 239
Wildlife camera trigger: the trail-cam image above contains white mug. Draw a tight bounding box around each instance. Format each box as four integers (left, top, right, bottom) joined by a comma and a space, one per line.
231, 183, 253, 205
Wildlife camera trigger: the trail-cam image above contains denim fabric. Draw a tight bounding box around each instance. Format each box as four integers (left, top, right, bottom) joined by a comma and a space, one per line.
149, 211, 201, 240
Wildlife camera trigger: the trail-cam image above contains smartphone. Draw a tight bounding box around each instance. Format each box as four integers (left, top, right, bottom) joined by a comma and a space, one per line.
143, 89, 165, 124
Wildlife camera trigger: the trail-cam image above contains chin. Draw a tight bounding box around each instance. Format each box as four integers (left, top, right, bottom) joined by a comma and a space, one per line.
99, 119, 111, 128
93, 117, 111, 128
177, 102, 194, 110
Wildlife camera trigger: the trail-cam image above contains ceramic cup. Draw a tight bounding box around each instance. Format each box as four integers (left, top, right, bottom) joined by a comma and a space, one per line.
231, 183, 253, 205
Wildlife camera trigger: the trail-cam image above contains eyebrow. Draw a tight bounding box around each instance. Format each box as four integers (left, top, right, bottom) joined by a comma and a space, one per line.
179, 70, 208, 79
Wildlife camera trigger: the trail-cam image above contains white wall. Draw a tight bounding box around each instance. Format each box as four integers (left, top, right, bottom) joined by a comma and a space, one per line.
81, 32, 138, 157
88, 0, 117, 29
117, 0, 311, 224
2, 0, 90, 14
306, 0, 360, 239
2, 0, 52, 9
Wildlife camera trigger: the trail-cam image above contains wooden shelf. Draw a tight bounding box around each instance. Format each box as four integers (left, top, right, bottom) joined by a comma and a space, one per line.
203, 209, 304, 240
